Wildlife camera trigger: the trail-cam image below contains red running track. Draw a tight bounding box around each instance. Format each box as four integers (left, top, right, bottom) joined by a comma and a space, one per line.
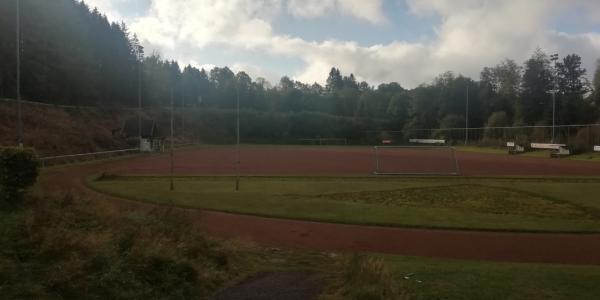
106, 146, 600, 176
43, 151, 600, 265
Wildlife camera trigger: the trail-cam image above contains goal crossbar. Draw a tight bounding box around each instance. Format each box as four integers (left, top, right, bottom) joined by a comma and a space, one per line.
373, 145, 461, 176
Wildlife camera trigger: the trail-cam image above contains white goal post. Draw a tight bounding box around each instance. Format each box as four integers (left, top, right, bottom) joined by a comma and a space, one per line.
373, 146, 461, 176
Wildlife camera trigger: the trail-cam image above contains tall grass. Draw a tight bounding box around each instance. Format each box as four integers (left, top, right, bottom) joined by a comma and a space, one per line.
322, 255, 408, 300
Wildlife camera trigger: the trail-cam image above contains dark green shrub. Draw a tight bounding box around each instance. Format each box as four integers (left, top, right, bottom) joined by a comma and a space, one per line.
0, 147, 40, 206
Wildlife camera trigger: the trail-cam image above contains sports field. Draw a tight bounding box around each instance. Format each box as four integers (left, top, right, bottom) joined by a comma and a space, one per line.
104, 145, 600, 176
37, 145, 600, 299
75, 145, 600, 266
89, 176, 600, 233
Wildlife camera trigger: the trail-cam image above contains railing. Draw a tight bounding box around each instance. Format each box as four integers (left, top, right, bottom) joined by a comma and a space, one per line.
40, 148, 140, 167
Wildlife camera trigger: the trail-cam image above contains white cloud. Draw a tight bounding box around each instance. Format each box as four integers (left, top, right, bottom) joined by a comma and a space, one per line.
231, 63, 280, 84
82, 0, 124, 21
287, 0, 386, 24
88, 0, 600, 88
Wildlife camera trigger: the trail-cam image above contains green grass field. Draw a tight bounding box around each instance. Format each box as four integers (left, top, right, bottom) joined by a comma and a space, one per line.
382, 255, 600, 300
456, 145, 600, 162
88, 176, 600, 232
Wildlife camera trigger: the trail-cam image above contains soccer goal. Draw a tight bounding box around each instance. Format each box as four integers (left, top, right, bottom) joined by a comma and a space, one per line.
373, 146, 461, 175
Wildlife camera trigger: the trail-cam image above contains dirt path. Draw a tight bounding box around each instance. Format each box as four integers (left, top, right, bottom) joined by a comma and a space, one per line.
215, 272, 321, 300
41, 151, 600, 266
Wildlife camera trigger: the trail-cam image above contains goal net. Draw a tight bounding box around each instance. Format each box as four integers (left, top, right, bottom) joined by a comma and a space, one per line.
373, 146, 460, 175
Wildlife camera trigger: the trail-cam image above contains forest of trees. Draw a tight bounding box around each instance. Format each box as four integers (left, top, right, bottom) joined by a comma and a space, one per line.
1, 0, 600, 141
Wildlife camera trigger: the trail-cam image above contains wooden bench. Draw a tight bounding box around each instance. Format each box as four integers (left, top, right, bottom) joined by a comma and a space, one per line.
506, 142, 525, 154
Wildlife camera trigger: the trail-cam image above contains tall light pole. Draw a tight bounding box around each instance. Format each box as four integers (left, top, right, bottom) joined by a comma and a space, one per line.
181, 92, 185, 140
16, 0, 22, 147
137, 55, 142, 150
235, 83, 240, 191
551, 90, 556, 143
170, 87, 175, 191
550, 53, 559, 144
465, 83, 469, 145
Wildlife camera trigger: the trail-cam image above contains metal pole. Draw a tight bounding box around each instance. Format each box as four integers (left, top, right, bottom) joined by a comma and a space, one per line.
374, 146, 380, 174
138, 58, 142, 150
170, 87, 174, 191
181, 93, 185, 140
552, 90, 556, 143
16, 0, 22, 148
550, 54, 558, 144
465, 84, 469, 145
235, 83, 240, 191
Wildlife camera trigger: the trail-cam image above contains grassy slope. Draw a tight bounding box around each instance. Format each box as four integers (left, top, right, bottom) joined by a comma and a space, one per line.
383, 255, 600, 300
4, 197, 600, 300
0, 194, 348, 299
88, 176, 600, 232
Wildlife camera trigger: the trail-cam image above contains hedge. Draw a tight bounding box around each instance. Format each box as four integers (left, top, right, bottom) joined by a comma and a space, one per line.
0, 147, 39, 206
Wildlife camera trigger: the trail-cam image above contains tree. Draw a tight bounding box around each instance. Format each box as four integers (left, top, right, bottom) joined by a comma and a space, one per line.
592, 59, 600, 119
555, 54, 590, 124
480, 59, 521, 122
484, 111, 509, 139
520, 49, 553, 125
325, 67, 343, 92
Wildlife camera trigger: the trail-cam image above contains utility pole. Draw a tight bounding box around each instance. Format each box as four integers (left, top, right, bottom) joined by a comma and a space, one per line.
465, 83, 469, 145
170, 87, 175, 191
235, 83, 240, 191
16, 0, 22, 148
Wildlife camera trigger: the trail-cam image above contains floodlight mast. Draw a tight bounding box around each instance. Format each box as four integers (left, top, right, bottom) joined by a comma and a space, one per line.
465, 84, 469, 145
138, 55, 142, 150
235, 82, 240, 191
16, 0, 22, 148
170, 87, 175, 191
550, 53, 559, 144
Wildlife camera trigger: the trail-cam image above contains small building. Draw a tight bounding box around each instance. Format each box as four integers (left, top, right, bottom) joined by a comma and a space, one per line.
120, 118, 163, 152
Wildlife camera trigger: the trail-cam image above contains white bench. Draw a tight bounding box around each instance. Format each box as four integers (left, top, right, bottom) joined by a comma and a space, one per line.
594, 146, 600, 152
409, 139, 446, 145
506, 142, 525, 154
531, 143, 570, 157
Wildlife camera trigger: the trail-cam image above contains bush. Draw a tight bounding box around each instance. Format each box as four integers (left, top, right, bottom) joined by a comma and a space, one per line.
324, 255, 408, 300
0, 147, 39, 207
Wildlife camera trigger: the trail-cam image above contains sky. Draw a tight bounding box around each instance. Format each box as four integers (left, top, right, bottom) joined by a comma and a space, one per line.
82, 0, 600, 88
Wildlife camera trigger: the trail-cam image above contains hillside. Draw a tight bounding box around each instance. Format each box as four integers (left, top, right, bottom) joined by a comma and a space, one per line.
0, 99, 136, 156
